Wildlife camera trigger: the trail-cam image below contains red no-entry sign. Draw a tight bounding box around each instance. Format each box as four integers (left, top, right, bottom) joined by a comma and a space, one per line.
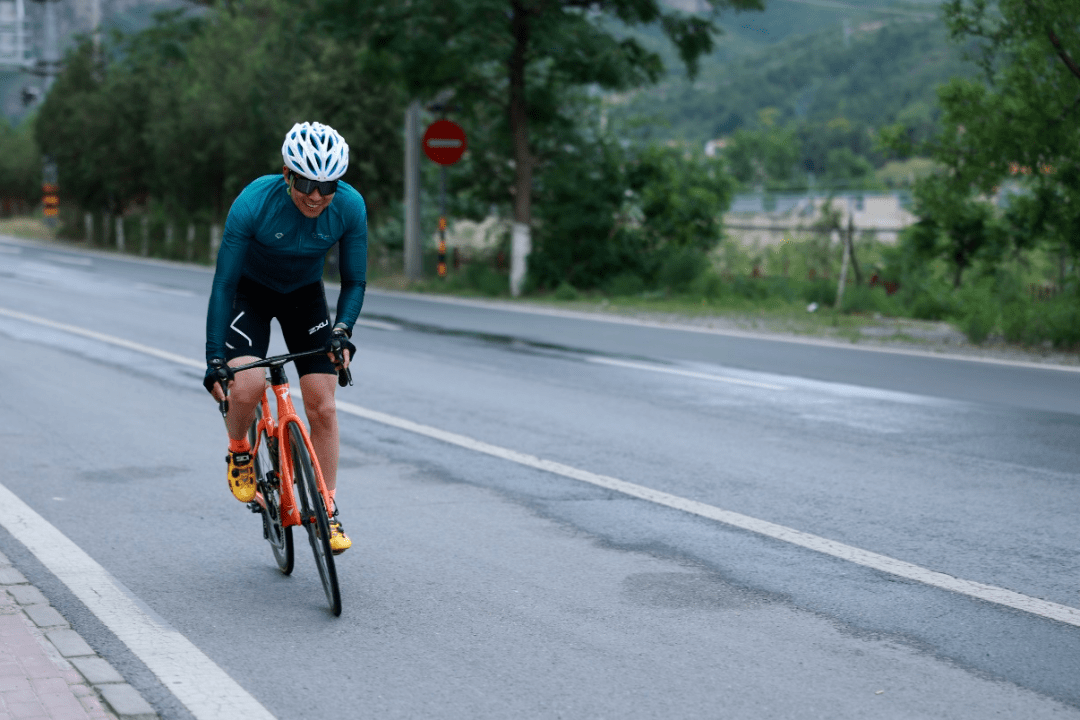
423, 120, 467, 165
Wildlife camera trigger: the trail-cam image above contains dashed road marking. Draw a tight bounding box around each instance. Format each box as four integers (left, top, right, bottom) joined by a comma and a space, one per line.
43, 253, 93, 266
586, 356, 787, 390
3, 305, 1079, 632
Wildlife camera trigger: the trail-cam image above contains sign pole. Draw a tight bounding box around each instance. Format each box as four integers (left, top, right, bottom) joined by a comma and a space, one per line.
42, 157, 57, 229
438, 166, 447, 278
422, 117, 467, 280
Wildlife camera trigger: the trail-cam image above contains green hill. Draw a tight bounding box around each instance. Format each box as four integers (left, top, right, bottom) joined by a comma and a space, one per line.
612, 3, 971, 154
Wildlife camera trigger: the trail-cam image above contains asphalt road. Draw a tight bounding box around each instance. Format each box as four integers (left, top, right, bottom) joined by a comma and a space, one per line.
0, 237, 1078, 719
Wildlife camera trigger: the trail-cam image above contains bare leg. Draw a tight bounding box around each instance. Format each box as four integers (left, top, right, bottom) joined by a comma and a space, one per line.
299, 373, 339, 494
225, 356, 265, 443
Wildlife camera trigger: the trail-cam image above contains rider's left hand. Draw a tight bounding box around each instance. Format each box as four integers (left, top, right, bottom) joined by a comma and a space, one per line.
326, 328, 355, 371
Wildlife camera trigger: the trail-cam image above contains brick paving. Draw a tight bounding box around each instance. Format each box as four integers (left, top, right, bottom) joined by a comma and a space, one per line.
0, 596, 112, 720
0, 552, 157, 720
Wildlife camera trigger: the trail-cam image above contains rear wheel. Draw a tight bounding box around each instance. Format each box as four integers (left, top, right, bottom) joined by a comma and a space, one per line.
289, 423, 341, 616
250, 405, 293, 575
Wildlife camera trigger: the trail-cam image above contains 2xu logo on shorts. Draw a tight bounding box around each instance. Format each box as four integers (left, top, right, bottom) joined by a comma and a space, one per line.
308, 319, 329, 335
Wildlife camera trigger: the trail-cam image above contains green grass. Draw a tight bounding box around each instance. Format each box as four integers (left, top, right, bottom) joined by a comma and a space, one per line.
367, 232, 1080, 355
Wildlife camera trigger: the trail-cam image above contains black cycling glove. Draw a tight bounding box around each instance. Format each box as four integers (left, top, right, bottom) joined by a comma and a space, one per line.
203, 358, 234, 395
325, 328, 356, 365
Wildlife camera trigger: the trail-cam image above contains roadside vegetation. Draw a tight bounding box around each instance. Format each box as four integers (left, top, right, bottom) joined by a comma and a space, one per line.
0, 0, 1076, 354
370, 225, 1078, 350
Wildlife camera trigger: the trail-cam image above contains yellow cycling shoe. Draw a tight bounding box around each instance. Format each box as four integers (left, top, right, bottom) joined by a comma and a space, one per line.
226, 452, 257, 503
329, 516, 351, 555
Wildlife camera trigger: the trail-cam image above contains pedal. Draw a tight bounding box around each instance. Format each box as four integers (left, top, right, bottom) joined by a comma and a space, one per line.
247, 501, 261, 514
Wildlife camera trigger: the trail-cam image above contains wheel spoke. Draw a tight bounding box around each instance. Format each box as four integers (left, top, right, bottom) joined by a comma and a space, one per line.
251, 408, 293, 575
290, 424, 341, 616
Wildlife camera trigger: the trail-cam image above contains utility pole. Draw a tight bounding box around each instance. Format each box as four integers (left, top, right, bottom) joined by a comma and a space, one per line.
25, 0, 61, 228
39, 0, 58, 92
404, 101, 422, 281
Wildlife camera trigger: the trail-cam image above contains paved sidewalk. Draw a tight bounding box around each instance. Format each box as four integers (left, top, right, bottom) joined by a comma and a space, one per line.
0, 552, 157, 720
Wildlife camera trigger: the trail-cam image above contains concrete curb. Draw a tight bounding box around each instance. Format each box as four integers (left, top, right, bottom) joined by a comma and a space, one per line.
0, 550, 158, 720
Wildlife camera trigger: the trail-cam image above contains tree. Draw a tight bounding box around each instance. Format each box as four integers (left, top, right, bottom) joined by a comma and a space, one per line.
315, 0, 763, 294
725, 123, 799, 188
0, 119, 42, 211
923, 1, 1080, 248
907, 174, 1006, 288
628, 144, 733, 254
35, 1, 405, 221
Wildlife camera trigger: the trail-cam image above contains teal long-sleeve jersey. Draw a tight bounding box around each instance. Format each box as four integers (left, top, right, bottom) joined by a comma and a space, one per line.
205, 174, 368, 363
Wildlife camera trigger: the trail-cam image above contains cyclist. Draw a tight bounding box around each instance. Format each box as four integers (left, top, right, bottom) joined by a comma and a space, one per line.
203, 121, 366, 555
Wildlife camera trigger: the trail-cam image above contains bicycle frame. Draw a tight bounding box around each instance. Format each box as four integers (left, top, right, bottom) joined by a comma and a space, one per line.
250, 362, 333, 531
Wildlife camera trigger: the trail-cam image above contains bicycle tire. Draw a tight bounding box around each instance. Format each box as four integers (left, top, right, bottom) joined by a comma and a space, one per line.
250, 406, 293, 575
289, 423, 341, 616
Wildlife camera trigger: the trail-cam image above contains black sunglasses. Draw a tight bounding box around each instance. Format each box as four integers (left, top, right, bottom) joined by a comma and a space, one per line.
290, 172, 338, 196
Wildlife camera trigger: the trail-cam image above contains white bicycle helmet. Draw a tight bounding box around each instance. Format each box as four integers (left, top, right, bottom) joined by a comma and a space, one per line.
281, 122, 349, 181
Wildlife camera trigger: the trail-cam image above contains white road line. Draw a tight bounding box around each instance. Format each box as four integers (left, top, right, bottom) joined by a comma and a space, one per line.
134, 282, 196, 297
43, 253, 93, 266
3, 306, 1080, 633
332, 401, 1080, 628
369, 289, 1080, 374
0, 484, 276, 720
587, 356, 787, 390
0, 308, 202, 369
355, 318, 401, 332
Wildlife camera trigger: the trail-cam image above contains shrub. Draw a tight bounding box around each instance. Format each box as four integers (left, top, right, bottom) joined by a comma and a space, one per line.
657, 248, 709, 292
553, 281, 580, 301
1000, 300, 1031, 344
840, 284, 901, 315
604, 272, 646, 297
954, 280, 997, 344
689, 271, 725, 299
802, 278, 837, 307
464, 262, 507, 297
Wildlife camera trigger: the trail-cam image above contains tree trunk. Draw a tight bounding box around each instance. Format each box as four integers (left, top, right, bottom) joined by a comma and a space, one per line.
847, 214, 862, 285
835, 230, 850, 310
508, 1, 534, 297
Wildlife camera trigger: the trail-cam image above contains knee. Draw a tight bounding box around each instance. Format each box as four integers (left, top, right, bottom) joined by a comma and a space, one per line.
230, 368, 265, 404
305, 393, 337, 429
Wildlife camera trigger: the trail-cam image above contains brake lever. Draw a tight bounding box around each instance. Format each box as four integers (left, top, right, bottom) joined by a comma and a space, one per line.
330, 335, 353, 388
217, 376, 230, 418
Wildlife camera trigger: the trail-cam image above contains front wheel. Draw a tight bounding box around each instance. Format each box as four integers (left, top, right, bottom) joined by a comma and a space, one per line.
289, 423, 341, 616
250, 405, 293, 575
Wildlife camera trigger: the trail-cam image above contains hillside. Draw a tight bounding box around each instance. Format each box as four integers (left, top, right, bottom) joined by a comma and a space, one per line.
608, 12, 974, 152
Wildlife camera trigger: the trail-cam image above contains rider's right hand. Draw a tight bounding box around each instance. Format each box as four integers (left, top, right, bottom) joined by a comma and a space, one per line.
203, 358, 233, 402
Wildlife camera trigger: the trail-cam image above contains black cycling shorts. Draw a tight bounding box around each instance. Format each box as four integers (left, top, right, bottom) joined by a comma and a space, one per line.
223, 276, 336, 377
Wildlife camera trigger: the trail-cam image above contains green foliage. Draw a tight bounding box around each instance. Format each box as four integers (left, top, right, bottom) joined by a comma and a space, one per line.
954, 278, 997, 344
552, 281, 581, 301
604, 271, 647, 296
0, 119, 41, 207
529, 138, 733, 292
906, 174, 1008, 288
724, 124, 799, 187
657, 247, 710, 291
35, 1, 405, 217
629, 144, 733, 253
614, 18, 973, 152
458, 260, 508, 297
529, 134, 643, 290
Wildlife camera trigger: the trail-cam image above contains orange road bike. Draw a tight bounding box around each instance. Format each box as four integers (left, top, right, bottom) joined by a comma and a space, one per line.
216, 347, 351, 616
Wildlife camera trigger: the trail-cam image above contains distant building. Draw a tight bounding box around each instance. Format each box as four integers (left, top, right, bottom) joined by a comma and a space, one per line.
704, 138, 728, 158
724, 192, 917, 247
